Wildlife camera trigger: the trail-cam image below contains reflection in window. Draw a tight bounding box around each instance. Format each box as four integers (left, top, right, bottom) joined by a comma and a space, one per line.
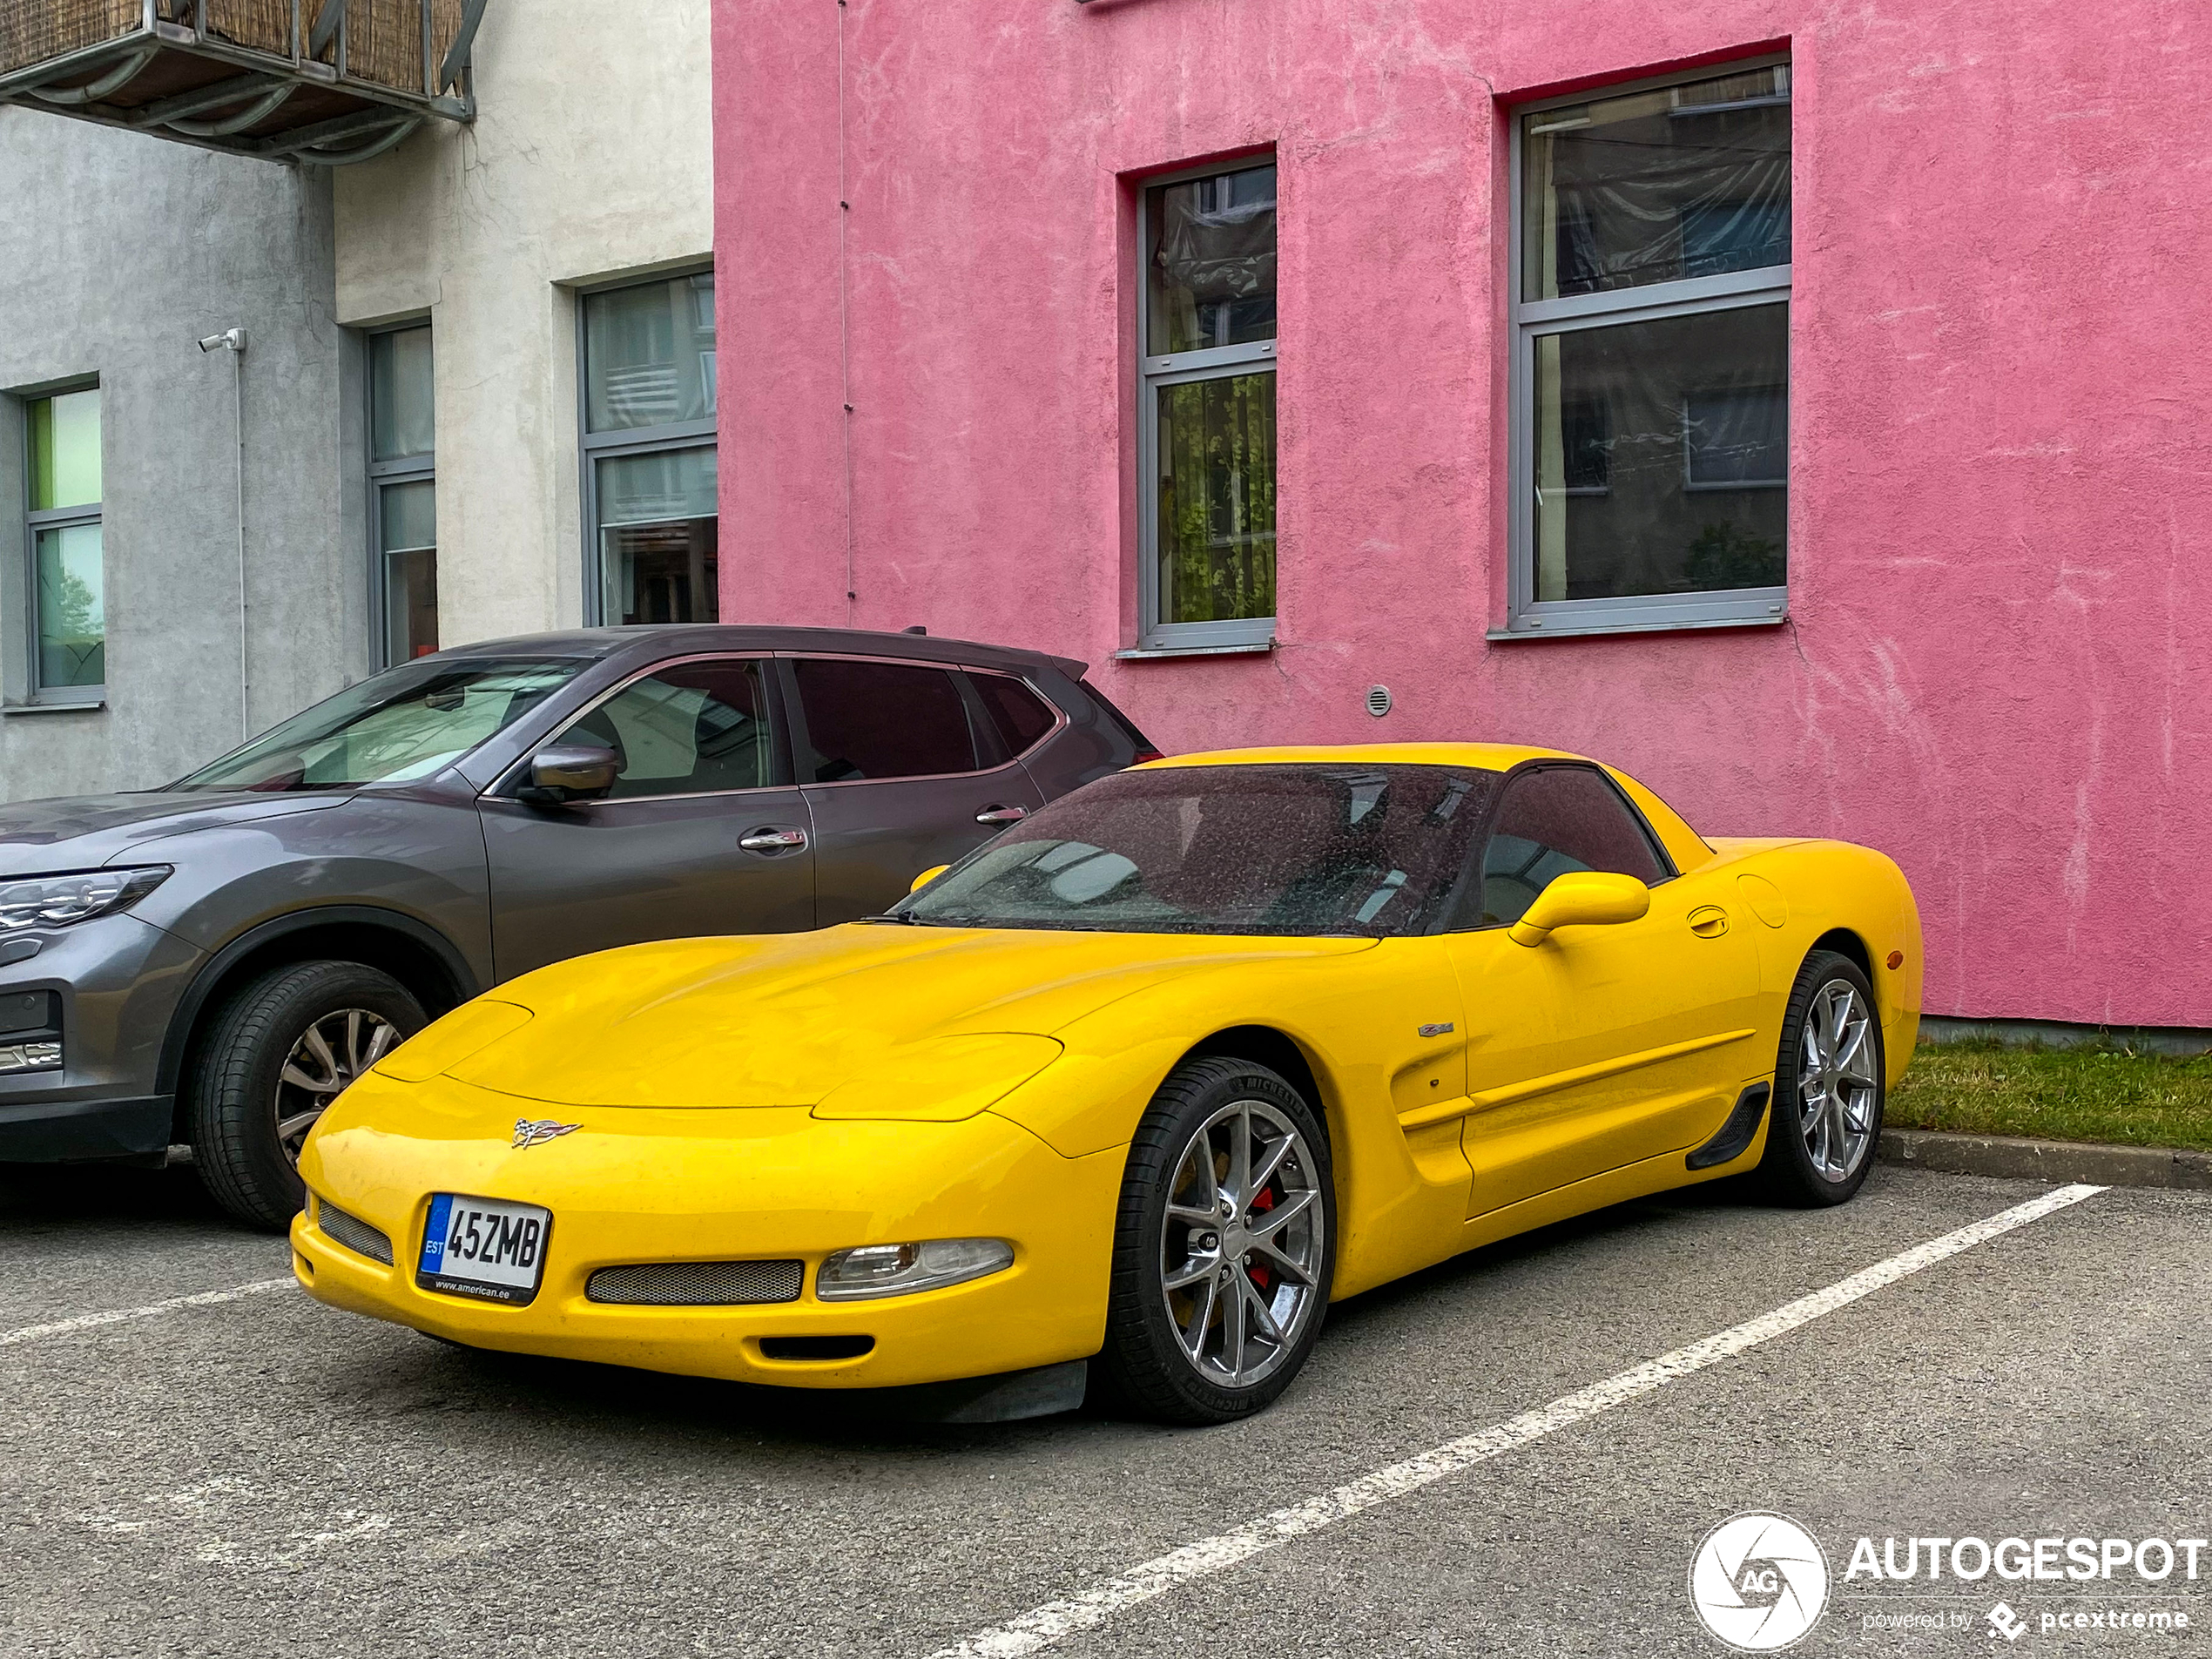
1534, 304, 1787, 601
597, 446, 718, 625
1522, 64, 1791, 300
1147, 165, 1278, 354
561, 659, 772, 799
583, 273, 718, 434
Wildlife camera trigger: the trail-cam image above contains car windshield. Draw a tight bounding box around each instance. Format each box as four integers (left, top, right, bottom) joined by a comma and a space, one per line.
900, 763, 1498, 937
172, 658, 590, 792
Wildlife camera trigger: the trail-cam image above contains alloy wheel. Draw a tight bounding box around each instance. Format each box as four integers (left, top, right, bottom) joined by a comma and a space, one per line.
1797, 980, 1878, 1181
1159, 1099, 1325, 1388
274, 1008, 401, 1165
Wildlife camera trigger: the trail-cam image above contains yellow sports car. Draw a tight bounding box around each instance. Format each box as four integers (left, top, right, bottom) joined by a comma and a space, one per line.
292, 744, 1920, 1424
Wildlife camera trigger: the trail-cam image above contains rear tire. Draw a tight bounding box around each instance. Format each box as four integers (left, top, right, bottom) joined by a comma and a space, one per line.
1755, 950, 1885, 1208
1095, 1055, 1335, 1426
187, 961, 424, 1231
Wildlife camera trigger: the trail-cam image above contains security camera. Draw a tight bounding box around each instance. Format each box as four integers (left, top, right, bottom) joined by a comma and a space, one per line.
197, 328, 247, 354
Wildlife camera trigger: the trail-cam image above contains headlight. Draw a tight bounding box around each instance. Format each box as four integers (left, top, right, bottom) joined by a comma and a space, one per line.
815, 1238, 1015, 1301
0, 867, 171, 931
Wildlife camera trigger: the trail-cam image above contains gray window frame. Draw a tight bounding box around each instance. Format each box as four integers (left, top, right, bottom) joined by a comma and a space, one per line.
576, 266, 718, 628
21, 378, 105, 706
1502, 56, 1792, 639
1133, 158, 1278, 655
366, 320, 435, 670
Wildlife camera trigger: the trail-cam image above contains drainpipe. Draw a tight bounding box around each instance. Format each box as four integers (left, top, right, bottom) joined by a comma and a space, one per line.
196, 328, 249, 738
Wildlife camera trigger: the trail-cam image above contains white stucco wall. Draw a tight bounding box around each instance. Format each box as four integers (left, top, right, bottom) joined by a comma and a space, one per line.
333, 0, 714, 645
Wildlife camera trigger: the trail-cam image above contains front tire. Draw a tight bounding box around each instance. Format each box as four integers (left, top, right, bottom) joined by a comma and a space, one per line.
1096, 1055, 1335, 1426
187, 961, 424, 1231
1755, 949, 1885, 1207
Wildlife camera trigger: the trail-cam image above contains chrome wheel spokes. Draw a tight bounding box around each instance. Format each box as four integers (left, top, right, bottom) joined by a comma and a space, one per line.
1159, 1099, 1324, 1389
275, 1008, 401, 1164
1797, 980, 1878, 1181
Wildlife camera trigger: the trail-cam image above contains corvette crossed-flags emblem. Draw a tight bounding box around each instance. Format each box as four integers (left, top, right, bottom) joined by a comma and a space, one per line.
512, 1118, 582, 1150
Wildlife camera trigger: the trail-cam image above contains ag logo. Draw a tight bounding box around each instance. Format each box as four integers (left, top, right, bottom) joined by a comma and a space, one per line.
1689, 1513, 1830, 1650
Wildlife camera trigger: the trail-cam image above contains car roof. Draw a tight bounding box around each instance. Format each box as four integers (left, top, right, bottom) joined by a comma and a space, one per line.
430, 624, 1087, 680
1138, 742, 1587, 772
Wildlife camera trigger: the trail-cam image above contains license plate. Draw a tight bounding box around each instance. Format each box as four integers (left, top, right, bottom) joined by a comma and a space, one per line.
416, 1193, 553, 1306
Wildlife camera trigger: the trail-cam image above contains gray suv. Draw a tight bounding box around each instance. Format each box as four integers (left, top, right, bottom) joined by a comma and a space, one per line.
0, 625, 1154, 1229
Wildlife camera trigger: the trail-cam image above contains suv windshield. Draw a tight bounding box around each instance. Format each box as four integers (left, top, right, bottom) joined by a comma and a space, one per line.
172, 658, 590, 792
900, 763, 1498, 936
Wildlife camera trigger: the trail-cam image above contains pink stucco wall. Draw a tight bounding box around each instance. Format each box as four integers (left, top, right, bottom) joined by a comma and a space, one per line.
713, 0, 2212, 1028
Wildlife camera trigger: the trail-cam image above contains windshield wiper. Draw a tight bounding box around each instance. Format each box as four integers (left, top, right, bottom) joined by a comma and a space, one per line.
857, 912, 921, 925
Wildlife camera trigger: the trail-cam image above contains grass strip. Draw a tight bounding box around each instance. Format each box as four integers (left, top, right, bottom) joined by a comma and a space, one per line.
1891, 1041, 2212, 1151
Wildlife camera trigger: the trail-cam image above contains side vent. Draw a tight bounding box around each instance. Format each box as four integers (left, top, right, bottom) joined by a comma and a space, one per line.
1686, 1083, 1771, 1171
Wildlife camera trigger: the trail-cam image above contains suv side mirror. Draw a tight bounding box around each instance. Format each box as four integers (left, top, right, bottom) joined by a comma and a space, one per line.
1507, 871, 1649, 948
517, 744, 620, 806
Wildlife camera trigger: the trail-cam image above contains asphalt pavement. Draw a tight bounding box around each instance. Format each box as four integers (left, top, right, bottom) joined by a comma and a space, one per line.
2, 1159, 2203, 1658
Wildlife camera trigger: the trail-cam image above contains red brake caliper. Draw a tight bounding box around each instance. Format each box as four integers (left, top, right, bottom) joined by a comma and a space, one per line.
1248, 1186, 1275, 1292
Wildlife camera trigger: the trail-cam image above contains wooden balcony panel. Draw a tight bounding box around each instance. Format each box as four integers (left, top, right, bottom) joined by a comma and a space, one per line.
0, 0, 481, 162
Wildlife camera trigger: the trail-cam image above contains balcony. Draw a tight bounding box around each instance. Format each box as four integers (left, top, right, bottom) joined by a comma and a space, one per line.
0, 0, 484, 165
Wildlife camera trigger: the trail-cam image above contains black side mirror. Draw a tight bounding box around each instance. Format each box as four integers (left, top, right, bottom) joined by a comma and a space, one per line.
516, 744, 620, 806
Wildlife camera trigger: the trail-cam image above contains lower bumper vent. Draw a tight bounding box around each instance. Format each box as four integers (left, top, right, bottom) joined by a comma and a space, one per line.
587, 1259, 805, 1306
318, 1199, 395, 1265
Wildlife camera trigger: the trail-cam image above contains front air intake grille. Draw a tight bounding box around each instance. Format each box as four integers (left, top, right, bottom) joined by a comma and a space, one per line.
586, 1260, 805, 1306
318, 1199, 394, 1266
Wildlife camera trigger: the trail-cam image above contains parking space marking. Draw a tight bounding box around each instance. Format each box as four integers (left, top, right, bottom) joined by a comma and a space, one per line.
0, 1277, 294, 1350
930, 1183, 2107, 1659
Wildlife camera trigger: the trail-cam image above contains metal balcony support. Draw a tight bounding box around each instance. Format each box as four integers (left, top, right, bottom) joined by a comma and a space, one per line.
0, 0, 482, 165
438, 0, 487, 96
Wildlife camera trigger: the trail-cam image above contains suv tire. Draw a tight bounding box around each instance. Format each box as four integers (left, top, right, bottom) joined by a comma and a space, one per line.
188, 961, 425, 1231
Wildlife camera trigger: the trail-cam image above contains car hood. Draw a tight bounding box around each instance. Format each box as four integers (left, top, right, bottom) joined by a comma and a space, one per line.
437, 923, 1377, 1109
0, 791, 351, 877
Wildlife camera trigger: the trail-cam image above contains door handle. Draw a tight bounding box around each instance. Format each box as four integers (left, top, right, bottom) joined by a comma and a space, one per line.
1688, 905, 1730, 939
738, 826, 809, 853
974, 805, 1028, 825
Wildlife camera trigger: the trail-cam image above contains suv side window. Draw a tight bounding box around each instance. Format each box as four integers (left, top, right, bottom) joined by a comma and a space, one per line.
968, 671, 1059, 758
1474, 765, 1669, 926
558, 658, 778, 799
791, 657, 981, 782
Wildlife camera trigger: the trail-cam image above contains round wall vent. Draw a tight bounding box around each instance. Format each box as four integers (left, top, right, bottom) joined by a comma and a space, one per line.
1366, 685, 1393, 718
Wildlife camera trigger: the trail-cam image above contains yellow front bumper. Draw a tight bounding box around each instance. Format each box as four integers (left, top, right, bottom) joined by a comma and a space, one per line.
291, 1072, 1125, 1390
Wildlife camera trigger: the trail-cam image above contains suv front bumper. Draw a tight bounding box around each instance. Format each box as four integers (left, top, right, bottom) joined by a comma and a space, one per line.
0, 914, 201, 1161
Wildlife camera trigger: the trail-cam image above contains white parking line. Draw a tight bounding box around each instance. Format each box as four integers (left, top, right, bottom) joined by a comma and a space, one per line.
930, 1183, 2108, 1659
0, 1278, 294, 1349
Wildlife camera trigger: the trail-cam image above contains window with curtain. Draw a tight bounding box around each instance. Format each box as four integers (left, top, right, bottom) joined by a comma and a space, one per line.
1510, 62, 1792, 635
24, 387, 104, 698
1138, 163, 1278, 651
368, 324, 438, 664
582, 271, 718, 626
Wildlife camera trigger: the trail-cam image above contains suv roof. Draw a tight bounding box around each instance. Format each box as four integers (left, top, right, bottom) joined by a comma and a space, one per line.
436, 624, 1087, 682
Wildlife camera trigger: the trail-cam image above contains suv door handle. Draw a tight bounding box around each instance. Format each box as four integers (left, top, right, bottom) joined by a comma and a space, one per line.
739, 826, 809, 853
974, 805, 1029, 825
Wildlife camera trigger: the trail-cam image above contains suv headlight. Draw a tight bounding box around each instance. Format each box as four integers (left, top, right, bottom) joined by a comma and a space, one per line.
0, 867, 172, 931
